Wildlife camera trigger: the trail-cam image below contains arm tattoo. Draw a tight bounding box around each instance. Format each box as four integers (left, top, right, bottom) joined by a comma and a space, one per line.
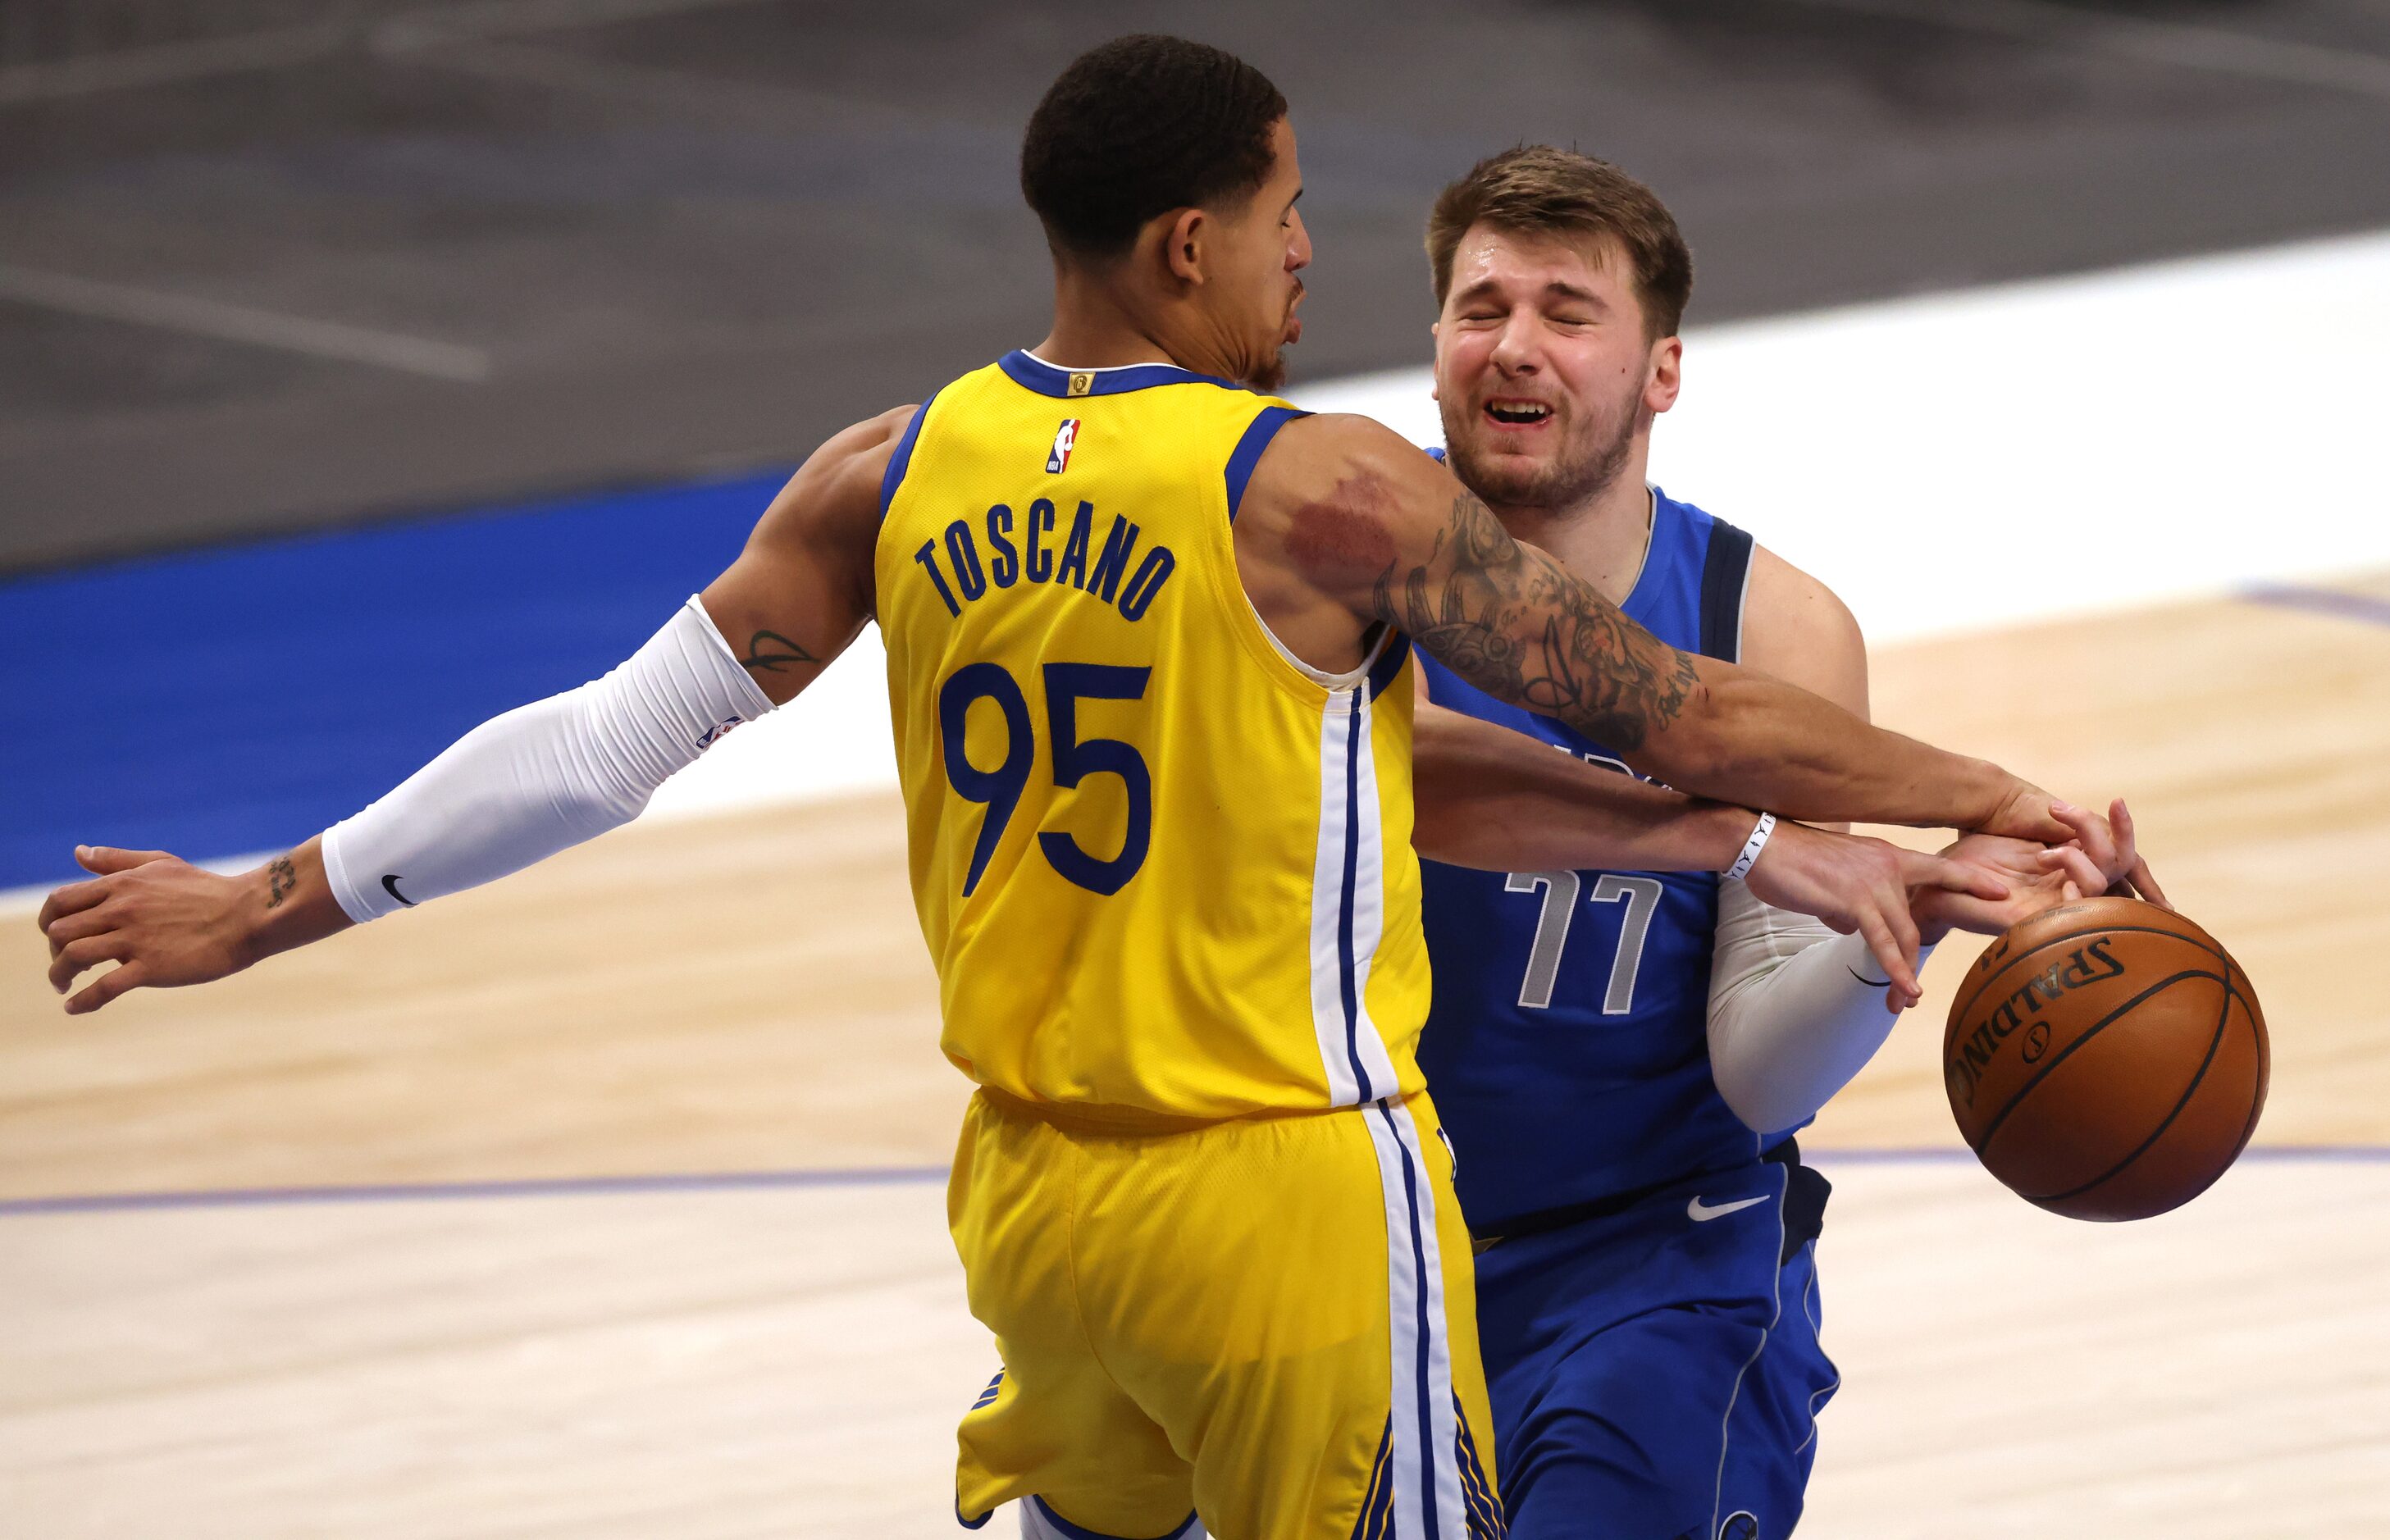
737, 629, 818, 675
1371, 492, 1700, 751
266, 854, 297, 909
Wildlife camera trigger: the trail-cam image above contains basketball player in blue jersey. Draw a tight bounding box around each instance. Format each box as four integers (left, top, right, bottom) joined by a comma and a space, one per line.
1407, 148, 2163, 1540
39, 40, 2126, 1538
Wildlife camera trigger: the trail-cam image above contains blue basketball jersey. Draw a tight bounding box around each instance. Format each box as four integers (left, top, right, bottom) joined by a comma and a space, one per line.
1416, 486, 1768, 1234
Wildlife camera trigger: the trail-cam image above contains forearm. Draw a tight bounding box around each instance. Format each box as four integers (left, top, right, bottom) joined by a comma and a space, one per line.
1334, 459, 2032, 834
1707, 879, 1935, 1132
1649, 662, 2022, 831
1412, 705, 1756, 873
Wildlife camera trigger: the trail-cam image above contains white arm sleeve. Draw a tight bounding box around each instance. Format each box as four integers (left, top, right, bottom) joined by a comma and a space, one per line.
1705, 877, 1937, 1135
320, 596, 775, 923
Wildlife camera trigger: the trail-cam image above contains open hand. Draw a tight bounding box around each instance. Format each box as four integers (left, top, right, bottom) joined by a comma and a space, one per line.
37, 845, 271, 1014
1911, 833, 2107, 945
2053, 798, 2169, 909
1744, 820, 2011, 1012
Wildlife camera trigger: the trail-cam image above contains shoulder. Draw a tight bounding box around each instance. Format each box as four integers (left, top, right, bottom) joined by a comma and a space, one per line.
807, 403, 917, 507
1242, 412, 1453, 519
827, 403, 919, 490
747, 405, 918, 559
1737, 540, 1868, 714
1235, 412, 1462, 580
1269, 411, 1435, 471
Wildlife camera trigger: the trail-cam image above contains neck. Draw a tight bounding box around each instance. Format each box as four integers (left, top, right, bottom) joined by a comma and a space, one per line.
1038, 269, 1234, 378
1487, 435, 1658, 606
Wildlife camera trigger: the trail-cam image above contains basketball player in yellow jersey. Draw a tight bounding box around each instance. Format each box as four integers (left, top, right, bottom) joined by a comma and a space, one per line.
43, 35, 2096, 1540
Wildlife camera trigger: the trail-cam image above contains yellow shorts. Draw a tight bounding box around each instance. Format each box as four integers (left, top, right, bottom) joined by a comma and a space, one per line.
949, 1087, 1503, 1540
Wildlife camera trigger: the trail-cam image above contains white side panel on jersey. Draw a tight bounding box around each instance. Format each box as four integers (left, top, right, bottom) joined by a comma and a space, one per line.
1344, 685, 1404, 1097
1362, 1097, 1469, 1540
1308, 688, 1367, 1106
1307, 681, 1405, 1108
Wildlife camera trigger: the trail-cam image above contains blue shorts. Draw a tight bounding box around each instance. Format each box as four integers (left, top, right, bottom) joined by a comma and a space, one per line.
1472, 1156, 1839, 1540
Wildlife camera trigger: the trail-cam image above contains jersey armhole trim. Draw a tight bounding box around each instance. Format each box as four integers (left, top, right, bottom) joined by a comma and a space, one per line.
1243, 596, 1393, 693
878, 388, 941, 524
1225, 403, 1311, 522
1366, 632, 1412, 699
1698, 517, 1755, 663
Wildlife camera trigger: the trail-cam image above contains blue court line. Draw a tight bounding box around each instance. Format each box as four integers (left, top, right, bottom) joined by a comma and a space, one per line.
0, 1164, 948, 1217
1804, 1146, 2390, 1164
7, 1147, 2387, 1218
2240, 581, 2390, 629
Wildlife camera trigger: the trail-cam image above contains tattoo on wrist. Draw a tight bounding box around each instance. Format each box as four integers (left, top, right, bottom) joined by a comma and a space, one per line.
1371, 491, 1699, 750
738, 629, 818, 675
266, 855, 296, 909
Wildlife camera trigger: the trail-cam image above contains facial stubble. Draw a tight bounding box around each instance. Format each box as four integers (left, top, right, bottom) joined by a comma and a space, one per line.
1441, 372, 1649, 512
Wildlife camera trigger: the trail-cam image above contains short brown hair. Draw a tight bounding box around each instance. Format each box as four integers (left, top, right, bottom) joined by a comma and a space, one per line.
1425, 146, 1693, 339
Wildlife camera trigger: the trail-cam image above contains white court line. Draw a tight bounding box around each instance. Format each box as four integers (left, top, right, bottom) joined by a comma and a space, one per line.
0, 21, 347, 104
367, 0, 777, 55
0, 267, 491, 382
1786, 0, 2390, 102
0, 0, 767, 103
395, 37, 903, 130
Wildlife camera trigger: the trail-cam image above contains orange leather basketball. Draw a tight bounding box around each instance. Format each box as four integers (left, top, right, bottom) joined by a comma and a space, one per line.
1944, 897, 2267, 1221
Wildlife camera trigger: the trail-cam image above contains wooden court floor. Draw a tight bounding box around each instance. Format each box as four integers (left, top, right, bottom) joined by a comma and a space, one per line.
4, 578, 2388, 1535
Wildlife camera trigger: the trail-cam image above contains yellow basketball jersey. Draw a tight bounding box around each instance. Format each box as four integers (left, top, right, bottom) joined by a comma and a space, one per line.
875, 350, 1430, 1126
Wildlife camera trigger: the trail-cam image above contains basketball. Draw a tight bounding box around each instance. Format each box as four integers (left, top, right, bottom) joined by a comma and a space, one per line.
1943, 896, 2268, 1222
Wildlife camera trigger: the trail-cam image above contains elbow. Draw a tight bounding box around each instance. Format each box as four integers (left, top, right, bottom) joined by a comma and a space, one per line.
1704, 1021, 1781, 1135
1710, 1066, 1790, 1137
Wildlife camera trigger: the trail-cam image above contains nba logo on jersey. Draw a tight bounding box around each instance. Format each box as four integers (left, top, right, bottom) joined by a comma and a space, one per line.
1047, 418, 1080, 474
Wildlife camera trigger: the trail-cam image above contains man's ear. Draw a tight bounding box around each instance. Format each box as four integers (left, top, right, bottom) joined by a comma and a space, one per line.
1646, 335, 1684, 415
1161, 207, 1207, 286
1429, 321, 1441, 403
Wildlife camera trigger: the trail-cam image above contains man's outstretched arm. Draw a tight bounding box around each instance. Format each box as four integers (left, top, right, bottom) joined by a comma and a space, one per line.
1413, 693, 2009, 1002
1412, 699, 1758, 873
39, 408, 906, 1014
1244, 412, 2065, 841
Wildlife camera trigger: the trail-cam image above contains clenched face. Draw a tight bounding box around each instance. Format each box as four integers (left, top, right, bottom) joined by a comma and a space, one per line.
1433, 225, 1676, 509
1204, 116, 1311, 393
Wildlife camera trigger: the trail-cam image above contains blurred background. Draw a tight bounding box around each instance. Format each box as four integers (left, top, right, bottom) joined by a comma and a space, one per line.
8, 0, 2390, 573
3, 2, 2387, 1536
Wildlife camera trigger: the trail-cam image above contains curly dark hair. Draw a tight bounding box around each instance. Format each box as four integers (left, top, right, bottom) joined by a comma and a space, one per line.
1021, 35, 1289, 261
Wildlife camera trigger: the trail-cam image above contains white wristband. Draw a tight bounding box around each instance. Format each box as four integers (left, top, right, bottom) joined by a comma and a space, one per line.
1722, 811, 1777, 882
